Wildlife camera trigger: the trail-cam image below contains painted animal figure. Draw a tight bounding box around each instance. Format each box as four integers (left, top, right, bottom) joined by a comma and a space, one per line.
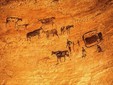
6, 17, 22, 24
66, 25, 74, 34
43, 29, 59, 38
60, 26, 65, 35
60, 25, 74, 34
6, 16, 22, 27
38, 17, 55, 25
42, 30, 50, 39
51, 50, 70, 64
17, 24, 29, 30
26, 27, 43, 40
51, 29, 59, 37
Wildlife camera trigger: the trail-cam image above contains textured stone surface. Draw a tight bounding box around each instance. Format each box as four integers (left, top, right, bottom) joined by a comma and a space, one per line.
0, 0, 113, 85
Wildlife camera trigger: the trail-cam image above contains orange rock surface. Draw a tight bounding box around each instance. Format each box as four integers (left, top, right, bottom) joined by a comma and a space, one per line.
0, 0, 113, 85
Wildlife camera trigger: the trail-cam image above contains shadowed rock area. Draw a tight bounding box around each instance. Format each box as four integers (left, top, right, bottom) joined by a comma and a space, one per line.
0, 0, 113, 85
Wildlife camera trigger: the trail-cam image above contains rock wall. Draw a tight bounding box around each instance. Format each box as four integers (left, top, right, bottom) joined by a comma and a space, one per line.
0, 0, 113, 85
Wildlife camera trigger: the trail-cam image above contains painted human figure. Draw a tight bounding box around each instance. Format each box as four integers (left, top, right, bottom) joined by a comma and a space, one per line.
97, 45, 102, 52
66, 39, 74, 53
82, 47, 86, 58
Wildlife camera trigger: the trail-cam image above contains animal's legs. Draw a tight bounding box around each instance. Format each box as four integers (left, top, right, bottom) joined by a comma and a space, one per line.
61, 31, 62, 35
15, 22, 18, 30
27, 36, 29, 41
67, 29, 70, 34
67, 55, 71, 60
46, 34, 48, 38
64, 56, 66, 62
56, 58, 60, 65
56, 33, 59, 38
38, 34, 40, 39
67, 30, 68, 34
27, 37, 31, 41
47, 33, 49, 39
63, 30, 65, 34
5, 23, 8, 28
69, 29, 70, 34
53, 33, 54, 37
68, 46, 71, 53
60, 57, 62, 62
82, 52, 86, 58
61, 29, 64, 35
68, 30, 69, 34
57, 58, 59, 64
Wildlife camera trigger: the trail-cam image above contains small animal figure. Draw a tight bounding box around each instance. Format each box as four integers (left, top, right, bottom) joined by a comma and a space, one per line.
38, 17, 55, 25
43, 29, 59, 38
5, 16, 22, 28
6, 17, 22, 24
16, 24, 29, 30
51, 50, 70, 64
42, 30, 50, 39
60, 26, 65, 35
26, 27, 43, 40
51, 29, 59, 37
60, 25, 74, 34
65, 25, 74, 34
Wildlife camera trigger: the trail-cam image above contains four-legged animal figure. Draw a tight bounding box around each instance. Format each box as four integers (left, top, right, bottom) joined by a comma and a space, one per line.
51, 50, 70, 64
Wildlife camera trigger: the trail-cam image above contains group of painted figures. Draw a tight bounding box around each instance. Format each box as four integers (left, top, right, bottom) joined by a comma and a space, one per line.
5, 16, 103, 64
51, 38, 103, 64
26, 24, 74, 40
